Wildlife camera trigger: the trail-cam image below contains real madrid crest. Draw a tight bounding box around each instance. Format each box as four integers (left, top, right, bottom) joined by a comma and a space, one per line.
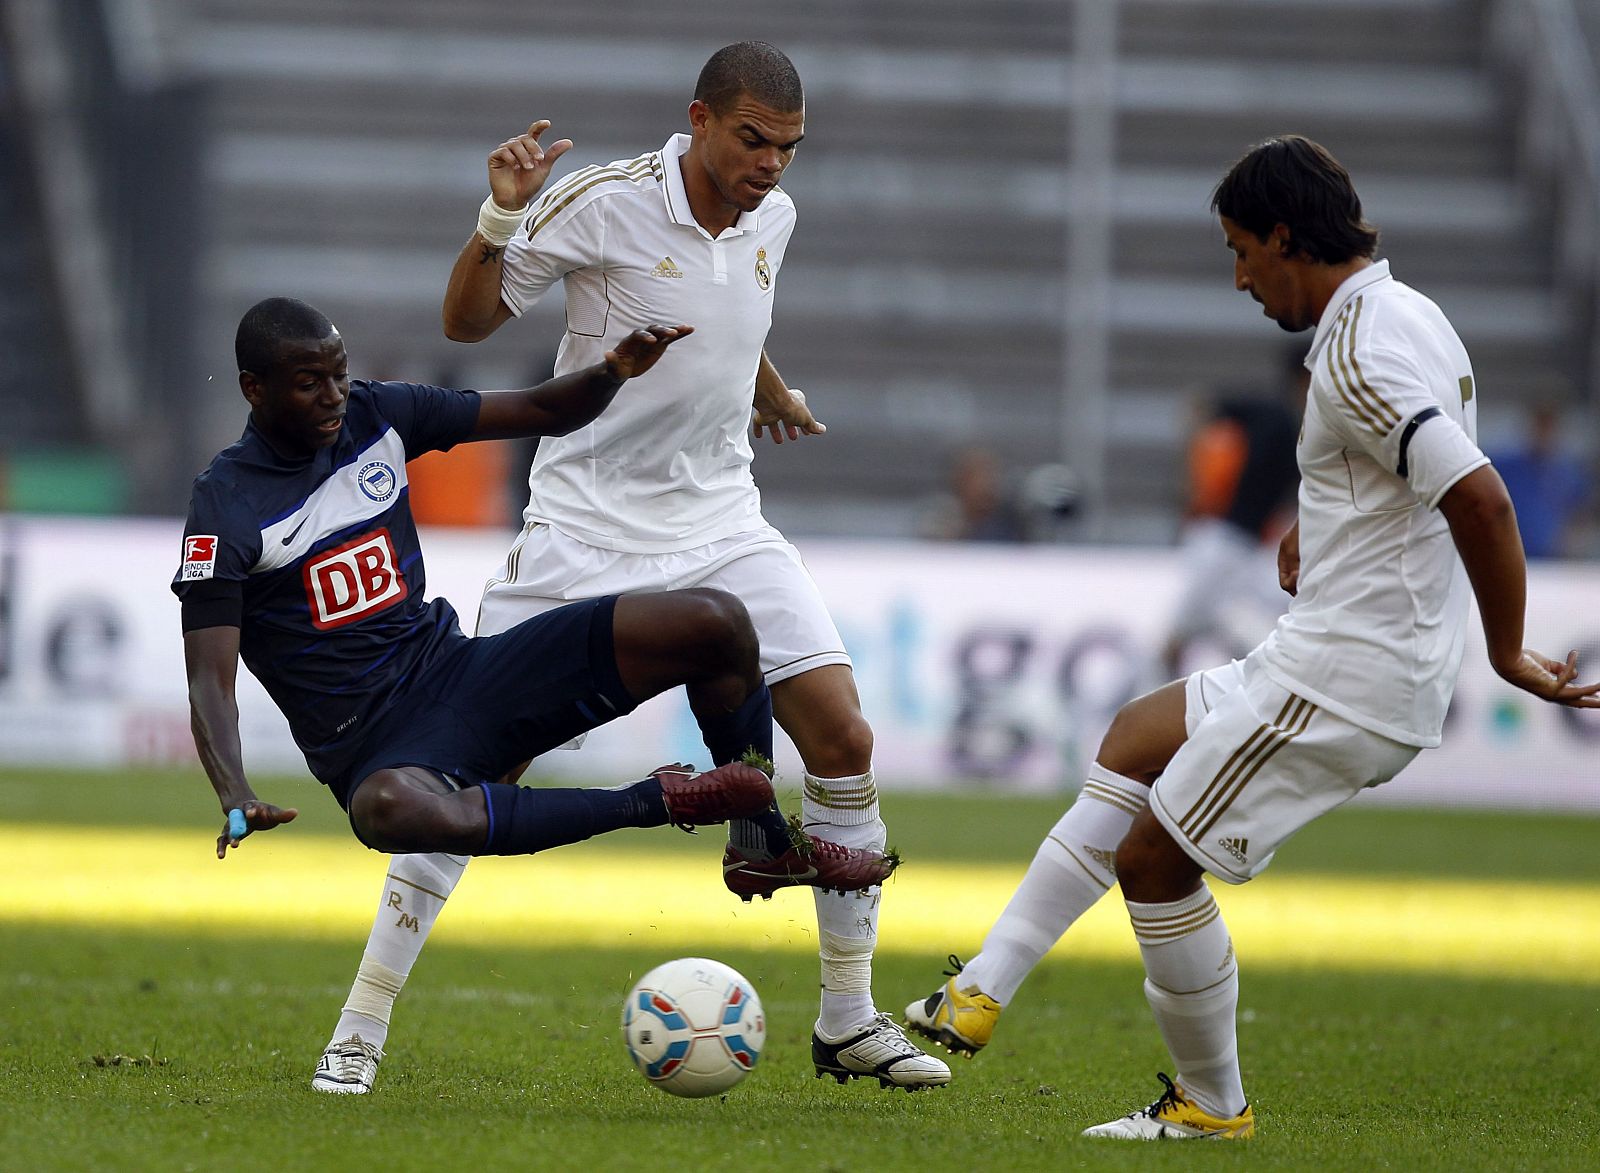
754, 247, 771, 291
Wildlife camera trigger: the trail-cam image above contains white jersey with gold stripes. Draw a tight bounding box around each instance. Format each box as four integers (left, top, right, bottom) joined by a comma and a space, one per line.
498, 133, 796, 552
1258, 260, 1490, 746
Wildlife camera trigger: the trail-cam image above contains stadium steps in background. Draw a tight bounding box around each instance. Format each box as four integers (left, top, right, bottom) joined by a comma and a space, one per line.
183, 0, 1569, 539
0, 62, 78, 451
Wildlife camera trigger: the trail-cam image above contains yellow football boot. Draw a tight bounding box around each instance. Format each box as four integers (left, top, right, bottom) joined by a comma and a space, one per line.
1082, 1073, 1255, 1140
902, 955, 1002, 1057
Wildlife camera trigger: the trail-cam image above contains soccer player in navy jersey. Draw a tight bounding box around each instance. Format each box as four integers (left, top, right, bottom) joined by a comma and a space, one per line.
175, 297, 779, 896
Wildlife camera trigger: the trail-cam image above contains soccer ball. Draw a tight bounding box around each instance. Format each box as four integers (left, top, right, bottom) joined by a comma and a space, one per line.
621, 957, 765, 1098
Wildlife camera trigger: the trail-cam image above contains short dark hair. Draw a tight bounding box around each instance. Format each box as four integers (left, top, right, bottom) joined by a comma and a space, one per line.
1211, 135, 1379, 264
235, 297, 336, 375
693, 41, 803, 114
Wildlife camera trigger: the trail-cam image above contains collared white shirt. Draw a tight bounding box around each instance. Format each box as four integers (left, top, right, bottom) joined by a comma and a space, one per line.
499, 133, 796, 552
1257, 259, 1490, 746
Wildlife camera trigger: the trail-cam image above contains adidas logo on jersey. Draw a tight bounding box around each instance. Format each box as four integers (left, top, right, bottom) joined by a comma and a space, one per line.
650, 256, 684, 278
1217, 836, 1249, 864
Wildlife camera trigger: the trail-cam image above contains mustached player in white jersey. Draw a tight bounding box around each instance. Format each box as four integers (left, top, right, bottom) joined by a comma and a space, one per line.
309, 42, 948, 1095
904, 135, 1600, 1138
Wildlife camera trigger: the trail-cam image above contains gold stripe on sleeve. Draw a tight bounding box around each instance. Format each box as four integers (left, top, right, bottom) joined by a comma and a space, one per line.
1326, 307, 1383, 434
526, 156, 663, 240
1345, 297, 1402, 431
532, 152, 657, 214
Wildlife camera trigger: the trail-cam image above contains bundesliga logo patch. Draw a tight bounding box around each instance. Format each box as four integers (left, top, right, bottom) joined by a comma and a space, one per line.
181, 534, 217, 580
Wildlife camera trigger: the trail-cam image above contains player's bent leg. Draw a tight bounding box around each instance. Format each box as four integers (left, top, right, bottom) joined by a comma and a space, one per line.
906, 683, 1186, 1057
611, 590, 823, 877
610, 588, 762, 708
349, 762, 772, 856
1111, 808, 1248, 1129
350, 768, 492, 854
1097, 678, 1191, 785
913, 761, 1150, 1051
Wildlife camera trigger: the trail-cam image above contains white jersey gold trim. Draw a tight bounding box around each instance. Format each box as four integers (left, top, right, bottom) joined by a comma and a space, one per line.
498, 133, 797, 553
1255, 259, 1488, 747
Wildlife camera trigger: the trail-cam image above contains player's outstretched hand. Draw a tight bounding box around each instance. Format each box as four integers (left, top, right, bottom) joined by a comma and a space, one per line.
604, 325, 694, 380
217, 799, 299, 859
1496, 649, 1600, 708
488, 119, 573, 212
753, 387, 827, 444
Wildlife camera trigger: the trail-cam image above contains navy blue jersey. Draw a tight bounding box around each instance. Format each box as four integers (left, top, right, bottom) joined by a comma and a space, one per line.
172, 381, 480, 786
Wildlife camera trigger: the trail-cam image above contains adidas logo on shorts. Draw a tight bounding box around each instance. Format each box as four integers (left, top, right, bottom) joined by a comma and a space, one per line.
1217, 836, 1249, 864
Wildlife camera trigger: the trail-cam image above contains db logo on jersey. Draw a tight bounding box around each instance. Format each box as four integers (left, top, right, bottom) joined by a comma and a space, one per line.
181, 535, 218, 580
302, 530, 407, 629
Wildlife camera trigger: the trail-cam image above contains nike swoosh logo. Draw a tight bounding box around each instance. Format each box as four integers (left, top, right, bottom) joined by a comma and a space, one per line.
282, 518, 309, 546
723, 861, 818, 881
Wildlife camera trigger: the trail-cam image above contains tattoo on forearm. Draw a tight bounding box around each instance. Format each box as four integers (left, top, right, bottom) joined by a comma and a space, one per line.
477, 244, 504, 265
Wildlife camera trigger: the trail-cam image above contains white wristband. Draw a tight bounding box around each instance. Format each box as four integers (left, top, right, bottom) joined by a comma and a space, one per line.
476, 194, 530, 247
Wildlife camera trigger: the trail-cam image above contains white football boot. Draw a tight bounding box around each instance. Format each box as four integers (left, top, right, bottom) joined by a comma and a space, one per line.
812, 1012, 952, 1090
311, 1033, 383, 1094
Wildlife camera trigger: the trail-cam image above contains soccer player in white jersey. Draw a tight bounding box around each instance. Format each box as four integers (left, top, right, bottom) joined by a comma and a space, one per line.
905, 135, 1600, 1138
310, 42, 948, 1095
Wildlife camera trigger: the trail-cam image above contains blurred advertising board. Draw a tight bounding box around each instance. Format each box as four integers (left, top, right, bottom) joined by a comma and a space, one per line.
1, 515, 1595, 811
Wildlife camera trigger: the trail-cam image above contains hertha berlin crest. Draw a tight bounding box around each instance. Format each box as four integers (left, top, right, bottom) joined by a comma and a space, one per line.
754, 248, 771, 290
357, 461, 398, 502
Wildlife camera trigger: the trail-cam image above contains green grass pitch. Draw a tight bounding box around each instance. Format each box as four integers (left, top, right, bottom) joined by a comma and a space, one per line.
3, 767, 1597, 1171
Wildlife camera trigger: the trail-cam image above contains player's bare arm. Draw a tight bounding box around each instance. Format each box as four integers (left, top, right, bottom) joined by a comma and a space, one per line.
752, 350, 826, 444
1277, 519, 1300, 596
470, 325, 694, 440
443, 119, 573, 343
183, 624, 299, 857
1438, 465, 1600, 707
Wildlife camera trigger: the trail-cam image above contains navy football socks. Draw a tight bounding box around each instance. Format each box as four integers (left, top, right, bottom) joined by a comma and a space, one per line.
694, 681, 774, 767
476, 778, 666, 855
696, 682, 791, 858
475, 681, 786, 857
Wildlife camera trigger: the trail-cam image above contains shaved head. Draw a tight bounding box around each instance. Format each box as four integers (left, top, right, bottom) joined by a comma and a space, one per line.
694, 41, 803, 115
235, 297, 337, 375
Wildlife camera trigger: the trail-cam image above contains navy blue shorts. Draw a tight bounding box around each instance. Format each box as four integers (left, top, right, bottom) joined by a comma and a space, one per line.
331, 595, 635, 809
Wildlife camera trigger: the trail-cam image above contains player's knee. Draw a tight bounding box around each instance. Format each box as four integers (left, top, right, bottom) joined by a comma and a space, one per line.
807, 712, 873, 777
350, 772, 424, 850
1113, 831, 1152, 888
1098, 698, 1178, 785
680, 588, 758, 667
1115, 814, 1200, 902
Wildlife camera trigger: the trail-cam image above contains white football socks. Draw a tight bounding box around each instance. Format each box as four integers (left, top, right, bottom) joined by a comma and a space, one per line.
958, 763, 1146, 1004
803, 770, 883, 1036
328, 852, 468, 1052
1126, 884, 1245, 1119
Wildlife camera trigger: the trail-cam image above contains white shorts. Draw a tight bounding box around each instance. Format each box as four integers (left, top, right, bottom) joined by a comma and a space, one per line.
1151, 654, 1418, 883
475, 522, 852, 686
